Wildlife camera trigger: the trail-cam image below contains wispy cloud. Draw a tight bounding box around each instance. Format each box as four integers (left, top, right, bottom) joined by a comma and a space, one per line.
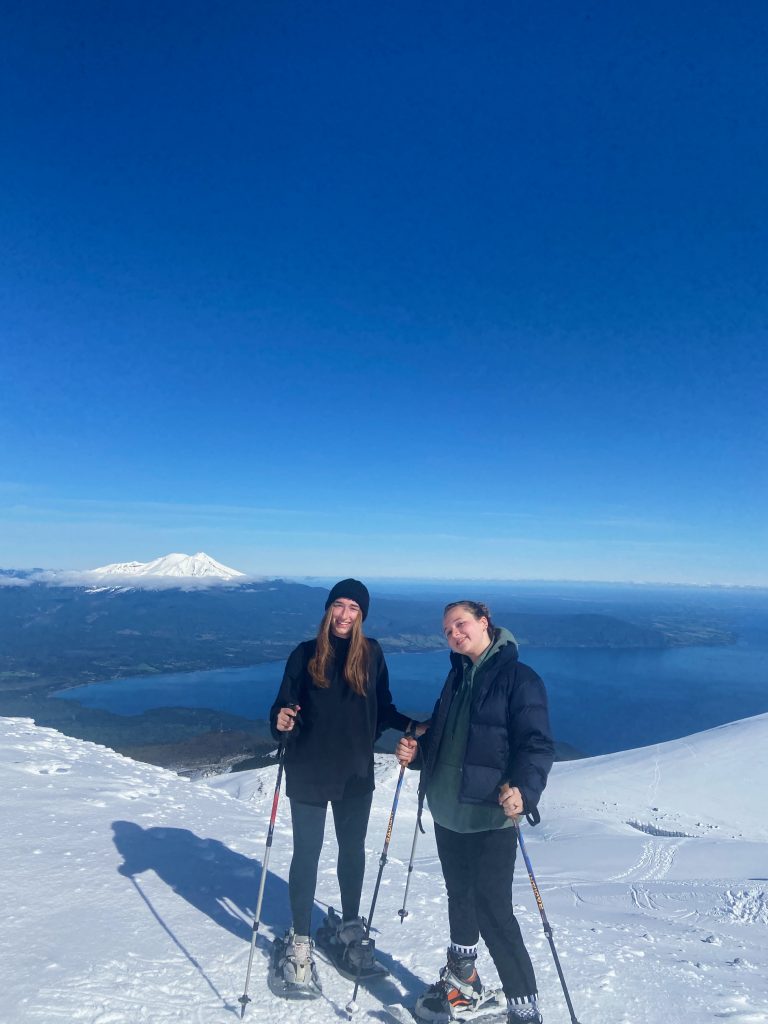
0, 575, 32, 587
0, 498, 314, 521
582, 516, 678, 532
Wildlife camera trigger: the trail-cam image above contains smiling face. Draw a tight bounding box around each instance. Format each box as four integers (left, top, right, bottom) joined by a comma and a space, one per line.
443, 604, 491, 663
330, 598, 361, 638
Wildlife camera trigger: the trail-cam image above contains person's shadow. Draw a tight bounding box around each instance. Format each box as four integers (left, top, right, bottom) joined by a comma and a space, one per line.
112, 820, 289, 942
112, 820, 425, 1008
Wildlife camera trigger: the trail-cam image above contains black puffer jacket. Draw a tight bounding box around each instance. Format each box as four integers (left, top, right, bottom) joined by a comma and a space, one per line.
269, 634, 410, 802
416, 631, 554, 818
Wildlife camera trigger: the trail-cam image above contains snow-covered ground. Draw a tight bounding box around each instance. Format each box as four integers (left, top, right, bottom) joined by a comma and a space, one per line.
2, 714, 767, 1024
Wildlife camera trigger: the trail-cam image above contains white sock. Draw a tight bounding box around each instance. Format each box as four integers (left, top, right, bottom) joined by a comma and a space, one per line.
450, 942, 478, 958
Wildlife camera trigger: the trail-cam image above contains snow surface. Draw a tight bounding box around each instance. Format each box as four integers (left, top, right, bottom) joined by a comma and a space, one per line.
89, 551, 246, 579
2, 713, 767, 1024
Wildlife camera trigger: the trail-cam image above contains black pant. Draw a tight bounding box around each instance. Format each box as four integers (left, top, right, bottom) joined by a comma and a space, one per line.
434, 822, 537, 1002
288, 790, 374, 935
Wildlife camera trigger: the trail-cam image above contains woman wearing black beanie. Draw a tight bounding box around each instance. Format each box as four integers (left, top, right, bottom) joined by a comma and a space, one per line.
268, 578, 419, 998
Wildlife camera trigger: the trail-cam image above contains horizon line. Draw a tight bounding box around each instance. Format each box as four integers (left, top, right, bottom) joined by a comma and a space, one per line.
3, 565, 768, 592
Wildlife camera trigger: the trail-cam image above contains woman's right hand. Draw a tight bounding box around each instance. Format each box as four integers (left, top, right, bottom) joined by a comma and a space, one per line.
276, 706, 299, 732
396, 736, 418, 766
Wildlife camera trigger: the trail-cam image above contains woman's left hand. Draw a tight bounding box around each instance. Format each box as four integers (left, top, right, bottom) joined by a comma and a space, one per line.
498, 783, 524, 819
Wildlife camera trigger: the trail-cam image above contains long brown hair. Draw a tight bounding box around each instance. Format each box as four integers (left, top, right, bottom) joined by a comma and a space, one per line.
308, 606, 370, 695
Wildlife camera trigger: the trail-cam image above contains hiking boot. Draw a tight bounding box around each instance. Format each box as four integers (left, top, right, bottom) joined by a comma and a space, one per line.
415, 949, 485, 1021
337, 915, 376, 971
507, 996, 542, 1023
277, 930, 322, 993
318, 907, 377, 972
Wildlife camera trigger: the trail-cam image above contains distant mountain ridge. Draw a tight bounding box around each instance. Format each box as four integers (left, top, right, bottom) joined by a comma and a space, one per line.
0, 577, 735, 703
90, 551, 246, 580
0, 575, 740, 771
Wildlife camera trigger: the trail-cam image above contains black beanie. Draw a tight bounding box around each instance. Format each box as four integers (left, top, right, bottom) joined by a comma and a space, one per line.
325, 578, 370, 620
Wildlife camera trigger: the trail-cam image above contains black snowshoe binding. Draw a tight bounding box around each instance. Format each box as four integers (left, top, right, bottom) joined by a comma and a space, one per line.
267, 930, 322, 1000
414, 949, 503, 1022
315, 906, 388, 981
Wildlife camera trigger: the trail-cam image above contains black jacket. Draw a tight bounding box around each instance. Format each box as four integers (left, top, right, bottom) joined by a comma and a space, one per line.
416, 632, 554, 819
269, 635, 410, 802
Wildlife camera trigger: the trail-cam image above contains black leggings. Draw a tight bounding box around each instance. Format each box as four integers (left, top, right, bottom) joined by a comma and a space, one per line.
434, 822, 537, 1002
288, 790, 374, 935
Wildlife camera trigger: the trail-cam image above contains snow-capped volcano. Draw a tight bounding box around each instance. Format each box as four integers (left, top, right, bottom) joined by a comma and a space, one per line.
90, 551, 246, 579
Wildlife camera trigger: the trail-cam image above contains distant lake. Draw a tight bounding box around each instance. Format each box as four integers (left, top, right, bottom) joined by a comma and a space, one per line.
54, 641, 768, 756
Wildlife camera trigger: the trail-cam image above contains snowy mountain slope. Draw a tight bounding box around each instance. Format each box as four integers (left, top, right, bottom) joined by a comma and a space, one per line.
547, 713, 768, 841
90, 551, 246, 579
2, 715, 767, 1024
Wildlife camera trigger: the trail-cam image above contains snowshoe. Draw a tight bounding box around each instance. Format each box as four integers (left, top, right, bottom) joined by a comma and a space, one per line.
315, 906, 388, 981
267, 930, 322, 1000
384, 991, 507, 1024
413, 949, 501, 1022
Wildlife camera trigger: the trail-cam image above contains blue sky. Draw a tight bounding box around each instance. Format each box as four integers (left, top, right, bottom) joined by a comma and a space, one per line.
2, 1, 767, 584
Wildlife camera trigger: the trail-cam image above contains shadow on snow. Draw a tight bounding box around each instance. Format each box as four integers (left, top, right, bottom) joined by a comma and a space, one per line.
111, 820, 425, 1007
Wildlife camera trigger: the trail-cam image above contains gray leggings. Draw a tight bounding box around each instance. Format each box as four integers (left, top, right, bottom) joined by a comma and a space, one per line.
288, 790, 373, 935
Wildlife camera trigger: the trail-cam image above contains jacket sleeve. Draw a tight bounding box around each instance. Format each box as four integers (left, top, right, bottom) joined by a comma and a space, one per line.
405, 692, 441, 771
505, 669, 555, 815
269, 644, 307, 741
371, 640, 411, 738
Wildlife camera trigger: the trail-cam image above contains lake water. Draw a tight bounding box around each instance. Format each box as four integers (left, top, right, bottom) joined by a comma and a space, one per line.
55, 641, 768, 756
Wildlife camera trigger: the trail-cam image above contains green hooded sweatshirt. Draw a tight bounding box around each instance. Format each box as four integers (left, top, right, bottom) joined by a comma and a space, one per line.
426, 627, 518, 834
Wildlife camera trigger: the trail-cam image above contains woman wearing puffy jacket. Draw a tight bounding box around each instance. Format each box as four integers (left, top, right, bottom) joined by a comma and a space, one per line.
397, 600, 554, 1024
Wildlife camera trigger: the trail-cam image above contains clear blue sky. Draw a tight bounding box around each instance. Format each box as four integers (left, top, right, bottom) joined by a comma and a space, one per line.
2, 1, 767, 584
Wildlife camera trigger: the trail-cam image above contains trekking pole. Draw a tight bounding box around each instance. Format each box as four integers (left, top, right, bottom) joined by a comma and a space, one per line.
238, 705, 298, 1019
514, 820, 582, 1024
397, 816, 420, 922
346, 727, 413, 1015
